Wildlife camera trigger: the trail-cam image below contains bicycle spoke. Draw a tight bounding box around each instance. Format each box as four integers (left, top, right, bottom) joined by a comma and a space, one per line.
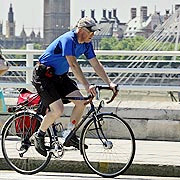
1, 111, 51, 174
81, 113, 135, 177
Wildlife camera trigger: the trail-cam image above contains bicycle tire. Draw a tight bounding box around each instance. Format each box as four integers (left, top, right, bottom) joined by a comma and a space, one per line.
80, 113, 135, 178
1, 111, 52, 175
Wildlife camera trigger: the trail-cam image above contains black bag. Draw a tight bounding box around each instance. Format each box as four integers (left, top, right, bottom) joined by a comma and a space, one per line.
34, 63, 54, 78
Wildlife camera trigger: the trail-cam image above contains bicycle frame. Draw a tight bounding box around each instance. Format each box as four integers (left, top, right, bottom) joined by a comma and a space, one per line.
1, 84, 136, 177
49, 102, 95, 142
49, 99, 111, 155
47, 85, 120, 153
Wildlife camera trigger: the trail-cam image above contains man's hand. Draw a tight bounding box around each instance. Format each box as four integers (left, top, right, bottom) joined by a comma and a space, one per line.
85, 84, 96, 97
106, 82, 119, 104
109, 82, 118, 94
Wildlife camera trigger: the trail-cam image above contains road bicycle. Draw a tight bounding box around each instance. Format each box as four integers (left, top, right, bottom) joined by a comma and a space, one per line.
1, 85, 135, 178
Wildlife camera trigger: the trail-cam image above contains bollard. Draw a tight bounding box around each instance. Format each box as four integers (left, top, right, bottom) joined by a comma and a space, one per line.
0, 91, 6, 112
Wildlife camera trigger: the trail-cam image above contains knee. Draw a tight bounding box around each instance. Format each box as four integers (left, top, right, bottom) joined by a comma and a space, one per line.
56, 105, 64, 117
51, 105, 64, 119
74, 101, 86, 109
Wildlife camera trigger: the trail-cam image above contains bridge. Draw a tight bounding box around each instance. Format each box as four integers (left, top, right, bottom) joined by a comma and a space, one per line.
1, 9, 180, 163
1, 7, 180, 95
0, 44, 180, 96
1, 45, 180, 141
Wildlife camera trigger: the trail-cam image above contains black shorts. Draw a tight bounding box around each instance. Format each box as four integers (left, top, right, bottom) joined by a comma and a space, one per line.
32, 72, 79, 107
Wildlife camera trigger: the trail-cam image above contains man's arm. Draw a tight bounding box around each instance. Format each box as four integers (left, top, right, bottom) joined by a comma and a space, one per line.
89, 57, 117, 92
89, 57, 111, 85
66, 56, 96, 95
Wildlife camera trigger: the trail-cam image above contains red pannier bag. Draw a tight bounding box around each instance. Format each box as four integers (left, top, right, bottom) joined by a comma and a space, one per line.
17, 89, 40, 106
15, 89, 41, 137
15, 114, 39, 137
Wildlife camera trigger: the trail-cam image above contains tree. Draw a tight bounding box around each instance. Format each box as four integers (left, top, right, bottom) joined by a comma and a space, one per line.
100, 37, 119, 50
34, 43, 43, 50
98, 36, 146, 59
97, 36, 180, 60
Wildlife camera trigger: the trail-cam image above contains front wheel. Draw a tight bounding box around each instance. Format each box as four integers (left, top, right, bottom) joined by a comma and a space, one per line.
80, 113, 135, 178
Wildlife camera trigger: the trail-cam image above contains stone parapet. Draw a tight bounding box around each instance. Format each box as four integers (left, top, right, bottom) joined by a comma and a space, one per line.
1, 101, 180, 141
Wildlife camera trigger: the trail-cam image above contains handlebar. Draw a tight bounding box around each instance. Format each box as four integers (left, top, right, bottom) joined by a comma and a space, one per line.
96, 85, 120, 91
8, 85, 119, 113
63, 85, 119, 105
96, 85, 119, 104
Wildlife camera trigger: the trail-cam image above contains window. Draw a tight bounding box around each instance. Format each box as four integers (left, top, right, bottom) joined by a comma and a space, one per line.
10, 27, 14, 36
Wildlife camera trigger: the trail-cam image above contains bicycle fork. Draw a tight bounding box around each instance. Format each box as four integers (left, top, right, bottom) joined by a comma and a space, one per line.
93, 114, 113, 149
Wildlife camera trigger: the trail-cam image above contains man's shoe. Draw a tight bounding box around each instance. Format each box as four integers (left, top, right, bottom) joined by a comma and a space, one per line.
63, 134, 88, 149
30, 132, 47, 157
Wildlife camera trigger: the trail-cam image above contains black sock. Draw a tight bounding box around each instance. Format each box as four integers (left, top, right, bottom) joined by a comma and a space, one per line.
37, 129, 46, 137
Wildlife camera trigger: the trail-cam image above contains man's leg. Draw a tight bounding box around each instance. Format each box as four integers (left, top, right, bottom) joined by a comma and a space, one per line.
63, 90, 88, 149
66, 90, 86, 125
30, 99, 64, 156
40, 99, 64, 131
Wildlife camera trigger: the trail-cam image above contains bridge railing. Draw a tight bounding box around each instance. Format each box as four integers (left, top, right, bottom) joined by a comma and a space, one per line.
1, 44, 180, 92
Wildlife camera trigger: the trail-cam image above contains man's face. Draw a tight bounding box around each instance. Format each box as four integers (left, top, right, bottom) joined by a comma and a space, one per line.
81, 27, 95, 43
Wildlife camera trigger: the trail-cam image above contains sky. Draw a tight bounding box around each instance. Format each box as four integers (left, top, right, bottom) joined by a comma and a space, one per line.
0, 0, 180, 37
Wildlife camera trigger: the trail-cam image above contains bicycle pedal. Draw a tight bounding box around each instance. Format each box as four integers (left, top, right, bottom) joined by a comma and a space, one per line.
19, 148, 28, 157
29, 136, 34, 144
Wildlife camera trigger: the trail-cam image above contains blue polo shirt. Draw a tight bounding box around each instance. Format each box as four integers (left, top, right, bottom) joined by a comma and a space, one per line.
39, 30, 96, 75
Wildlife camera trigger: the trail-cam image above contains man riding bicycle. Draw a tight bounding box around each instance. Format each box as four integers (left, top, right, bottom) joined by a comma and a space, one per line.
31, 17, 117, 156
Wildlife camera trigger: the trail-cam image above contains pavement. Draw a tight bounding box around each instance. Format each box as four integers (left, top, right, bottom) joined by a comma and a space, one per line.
0, 171, 180, 180
1, 98, 180, 177
0, 138, 180, 177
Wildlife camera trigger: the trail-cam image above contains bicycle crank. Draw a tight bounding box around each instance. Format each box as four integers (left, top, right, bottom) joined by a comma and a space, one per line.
50, 141, 64, 159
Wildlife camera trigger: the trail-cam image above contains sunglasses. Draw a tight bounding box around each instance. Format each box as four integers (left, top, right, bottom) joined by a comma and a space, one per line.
83, 27, 95, 34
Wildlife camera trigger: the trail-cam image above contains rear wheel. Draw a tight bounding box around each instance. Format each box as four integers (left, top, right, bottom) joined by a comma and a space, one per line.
81, 113, 135, 178
1, 111, 52, 175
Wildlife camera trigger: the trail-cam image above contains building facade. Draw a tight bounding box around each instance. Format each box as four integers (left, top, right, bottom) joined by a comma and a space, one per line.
43, 0, 70, 46
0, 4, 42, 49
124, 6, 172, 38
6, 4, 15, 38
1, 3, 180, 49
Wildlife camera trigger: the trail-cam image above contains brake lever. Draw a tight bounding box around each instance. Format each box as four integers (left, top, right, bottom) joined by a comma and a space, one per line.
84, 95, 94, 105
106, 86, 119, 104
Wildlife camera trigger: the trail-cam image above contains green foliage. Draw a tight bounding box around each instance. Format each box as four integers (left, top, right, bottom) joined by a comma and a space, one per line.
97, 36, 180, 60
100, 37, 119, 50
115, 36, 145, 50
99, 36, 145, 51
13, 43, 43, 66
34, 43, 43, 50
33, 43, 43, 59
14, 45, 26, 59
14, 43, 43, 59
98, 36, 146, 59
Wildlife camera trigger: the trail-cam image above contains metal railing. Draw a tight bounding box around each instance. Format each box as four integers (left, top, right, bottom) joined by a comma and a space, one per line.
1, 44, 180, 92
